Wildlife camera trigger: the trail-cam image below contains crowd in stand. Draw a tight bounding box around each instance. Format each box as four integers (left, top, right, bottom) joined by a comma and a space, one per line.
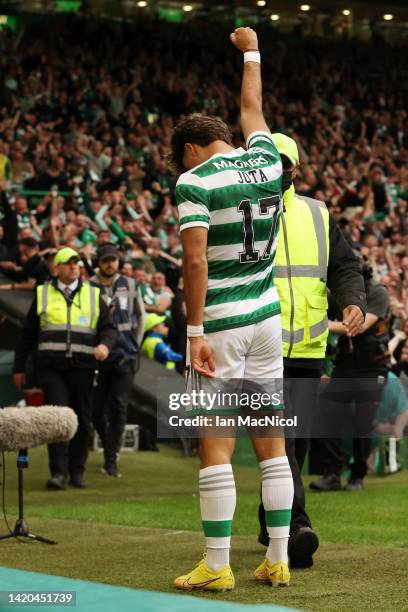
0, 17, 407, 375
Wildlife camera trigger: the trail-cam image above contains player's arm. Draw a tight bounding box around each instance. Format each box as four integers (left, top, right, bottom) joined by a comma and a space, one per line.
176, 178, 215, 377
182, 227, 208, 328
182, 228, 215, 378
230, 27, 269, 142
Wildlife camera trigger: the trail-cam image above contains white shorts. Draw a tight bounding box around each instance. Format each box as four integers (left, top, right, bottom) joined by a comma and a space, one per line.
185, 315, 283, 415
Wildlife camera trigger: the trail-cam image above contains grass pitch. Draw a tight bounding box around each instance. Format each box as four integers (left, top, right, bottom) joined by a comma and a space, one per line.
1, 445, 407, 611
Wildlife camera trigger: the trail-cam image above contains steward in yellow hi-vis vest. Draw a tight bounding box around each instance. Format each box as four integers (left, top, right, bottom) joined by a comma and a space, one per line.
275, 185, 330, 359
271, 133, 367, 363
258, 134, 367, 567
36, 281, 100, 361
13, 247, 116, 490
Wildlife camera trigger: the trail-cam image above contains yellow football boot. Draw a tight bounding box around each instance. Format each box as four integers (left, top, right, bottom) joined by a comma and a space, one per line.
254, 558, 290, 587
174, 558, 235, 592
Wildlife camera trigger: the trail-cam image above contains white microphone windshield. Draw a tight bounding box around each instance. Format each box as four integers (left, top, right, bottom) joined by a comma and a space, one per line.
0, 406, 78, 452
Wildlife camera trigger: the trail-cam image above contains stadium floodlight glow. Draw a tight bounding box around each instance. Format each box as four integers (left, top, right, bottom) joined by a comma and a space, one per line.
270, 14, 280, 21
342, 9, 351, 16
300, 4, 311, 11
183, 4, 193, 11
257, 0, 266, 6
137, 1, 148, 6
383, 14, 393, 21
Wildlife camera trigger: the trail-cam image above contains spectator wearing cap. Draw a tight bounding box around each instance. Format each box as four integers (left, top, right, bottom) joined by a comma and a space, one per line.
257, 133, 367, 569
142, 313, 183, 369
91, 244, 146, 477
13, 247, 117, 490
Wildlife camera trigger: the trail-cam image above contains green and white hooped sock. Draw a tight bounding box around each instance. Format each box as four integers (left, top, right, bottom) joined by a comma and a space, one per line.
260, 456, 294, 565
199, 463, 236, 570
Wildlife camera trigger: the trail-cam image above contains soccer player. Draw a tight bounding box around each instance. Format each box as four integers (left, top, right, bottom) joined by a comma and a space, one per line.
171, 27, 294, 590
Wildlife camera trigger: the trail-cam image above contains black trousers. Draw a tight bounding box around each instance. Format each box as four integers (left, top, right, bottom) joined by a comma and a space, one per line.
259, 366, 322, 535
92, 360, 135, 460
39, 367, 94, 477
314, 366, 386, 480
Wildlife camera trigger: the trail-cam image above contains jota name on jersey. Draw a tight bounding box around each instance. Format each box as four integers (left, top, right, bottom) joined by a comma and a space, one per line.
237, 168, 269, 184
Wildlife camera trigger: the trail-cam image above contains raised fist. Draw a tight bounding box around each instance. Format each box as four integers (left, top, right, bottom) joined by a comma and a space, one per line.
230, 27, 259, 53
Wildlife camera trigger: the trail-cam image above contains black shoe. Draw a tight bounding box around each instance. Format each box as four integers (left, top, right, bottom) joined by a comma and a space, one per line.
46, 474, 67, 490
101, 462, 122, 478
69, 472, 86, 488
102, 453, 121, 478
309, 473, 342, 492
344, 478, 364, 491
288, 527, 319, 569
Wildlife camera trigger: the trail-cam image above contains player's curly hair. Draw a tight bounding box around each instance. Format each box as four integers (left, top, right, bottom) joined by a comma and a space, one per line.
169, 113, 232, 175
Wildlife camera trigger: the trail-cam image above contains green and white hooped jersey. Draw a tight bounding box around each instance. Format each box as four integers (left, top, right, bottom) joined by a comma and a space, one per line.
140, 283, 156, 305
176, 131, 283, 334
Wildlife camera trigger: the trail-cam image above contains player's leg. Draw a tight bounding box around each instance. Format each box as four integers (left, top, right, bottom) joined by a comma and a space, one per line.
175, 327, 248, 591
251, 436, 293, 585
174, 436, 237, 592
245, 315, 294, 586
199, 436, 236, 568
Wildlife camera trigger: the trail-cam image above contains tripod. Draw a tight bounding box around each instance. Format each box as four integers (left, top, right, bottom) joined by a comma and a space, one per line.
0, 449, 57, 544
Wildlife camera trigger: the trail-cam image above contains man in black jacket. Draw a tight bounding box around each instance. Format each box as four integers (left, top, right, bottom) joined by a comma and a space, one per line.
257, 134, 367, 569
13, 247, 117, 490
310, 262, 390, 491
91, 244, 145, 478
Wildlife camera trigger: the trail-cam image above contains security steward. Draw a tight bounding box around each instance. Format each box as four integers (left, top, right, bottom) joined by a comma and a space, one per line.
92, 244, 145, 477
13, 247, 116, 490
257, 134, 367, 568
310, 258, 390, 492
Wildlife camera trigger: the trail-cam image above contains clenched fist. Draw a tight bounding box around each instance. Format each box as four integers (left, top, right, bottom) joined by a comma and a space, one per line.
230, 27, 258, 53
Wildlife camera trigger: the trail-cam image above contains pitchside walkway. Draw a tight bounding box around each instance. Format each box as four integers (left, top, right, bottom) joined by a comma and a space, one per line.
0, 568, 299, 612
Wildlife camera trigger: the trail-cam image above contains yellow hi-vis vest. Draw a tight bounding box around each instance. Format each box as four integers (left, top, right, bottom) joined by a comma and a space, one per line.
36, 281, 100, 358
142, 335, 176, 370
275, 185, 330, 359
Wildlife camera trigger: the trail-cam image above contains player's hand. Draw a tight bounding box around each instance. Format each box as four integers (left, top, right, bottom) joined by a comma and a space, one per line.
342, 305, 364, 337
13, 373, 26, 390
230, 27, 258, 53
94, 344, 109, 361
189, 337, 216, 378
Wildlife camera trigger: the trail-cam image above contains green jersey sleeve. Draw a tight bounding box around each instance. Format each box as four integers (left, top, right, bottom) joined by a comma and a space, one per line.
175, 174, 210, 232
